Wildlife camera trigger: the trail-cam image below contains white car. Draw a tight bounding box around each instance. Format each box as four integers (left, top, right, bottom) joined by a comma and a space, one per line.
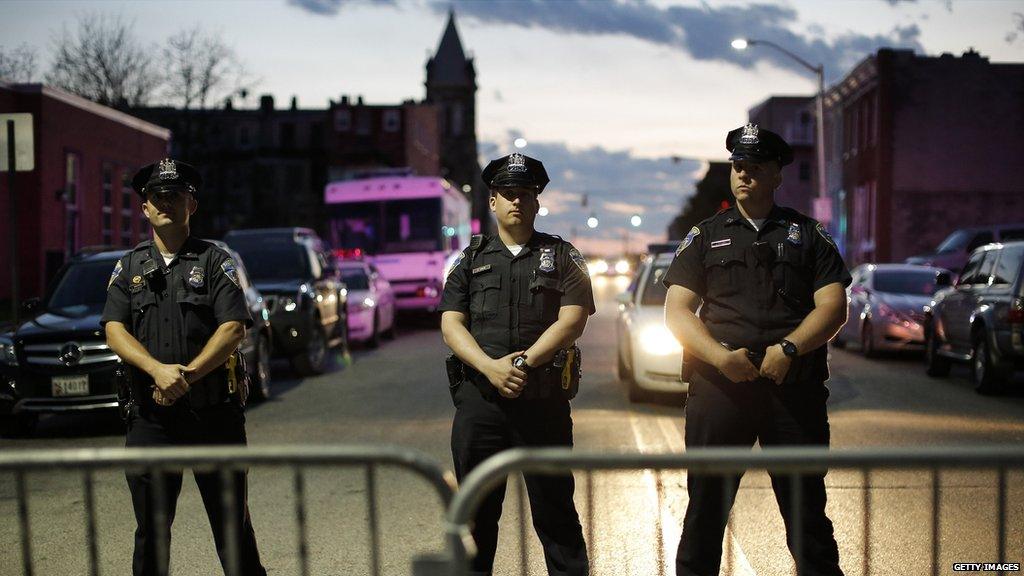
834, 263, 950, 356
615, 251, 688, 402
340, 261, 397, 347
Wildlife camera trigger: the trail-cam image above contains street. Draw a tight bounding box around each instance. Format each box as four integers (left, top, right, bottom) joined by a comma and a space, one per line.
2, 276, 1023, 576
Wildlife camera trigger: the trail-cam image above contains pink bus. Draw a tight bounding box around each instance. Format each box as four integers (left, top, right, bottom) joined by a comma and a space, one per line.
324, 176, 471, 311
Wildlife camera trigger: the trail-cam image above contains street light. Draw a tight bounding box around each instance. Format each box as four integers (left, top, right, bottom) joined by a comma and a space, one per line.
630, 214, 642, 227
587, 215, 599, 229
538, 206, 549, 217
732, 37, 828, 221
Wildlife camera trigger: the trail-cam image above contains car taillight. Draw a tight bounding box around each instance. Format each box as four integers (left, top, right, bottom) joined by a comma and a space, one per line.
1009, 297, 1024, 324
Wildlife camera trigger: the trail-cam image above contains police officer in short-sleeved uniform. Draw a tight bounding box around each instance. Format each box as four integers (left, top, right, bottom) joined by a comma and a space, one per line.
102, 159, 267, 576
663, 125, 851, 576
439, 153, 594, 576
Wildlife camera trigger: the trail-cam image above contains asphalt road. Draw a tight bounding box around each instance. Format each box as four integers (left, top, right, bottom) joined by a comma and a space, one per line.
2, 274, 1023, 576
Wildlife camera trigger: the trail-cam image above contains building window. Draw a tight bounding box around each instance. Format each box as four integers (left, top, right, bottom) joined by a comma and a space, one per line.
238, 125, 252, 147
102, 163, 113, 246
286, 165, 303, 190
355, 111, 371, 135
799, 161, 811, 182
279, 122, 295, 149
383, 109, 401, 133
450, 103, 464, 136
334, 109, 351, 132
310, 122, 324, 147
64, 152, 81, 256
121, 171, 134, 245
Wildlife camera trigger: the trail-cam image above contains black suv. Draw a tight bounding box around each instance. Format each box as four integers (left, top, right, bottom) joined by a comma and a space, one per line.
0, 244, 274, 436
925, 241, 1024, 393
223, 228, 348, 375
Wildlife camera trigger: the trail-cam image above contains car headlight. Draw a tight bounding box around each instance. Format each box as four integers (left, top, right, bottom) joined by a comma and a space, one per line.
588, 259, 609, 275
614, 259, 630, 275
637, 325, 682, 356
0, 339, 18, 366
279, 296, 298, 312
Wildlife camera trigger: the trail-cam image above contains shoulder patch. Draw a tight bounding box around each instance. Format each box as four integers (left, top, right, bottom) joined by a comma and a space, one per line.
815, 222, 838, 249
677, 226, 701, 256
108, 260, 123, 290
447, 250, 466, 279
221, 259, 240, 288
568, 248, 589, 277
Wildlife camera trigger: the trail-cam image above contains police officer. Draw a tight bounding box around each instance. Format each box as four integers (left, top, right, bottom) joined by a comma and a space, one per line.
102, 159, 266, 576
439, 153, 594, 576
663, 125, 851, 576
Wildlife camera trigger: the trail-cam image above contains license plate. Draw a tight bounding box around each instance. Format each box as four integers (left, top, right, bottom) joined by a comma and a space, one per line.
52, 375, 89, 397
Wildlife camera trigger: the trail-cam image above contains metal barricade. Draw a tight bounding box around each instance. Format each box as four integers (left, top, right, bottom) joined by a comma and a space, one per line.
441, 446, 1024, 576
0, 445, 456, 576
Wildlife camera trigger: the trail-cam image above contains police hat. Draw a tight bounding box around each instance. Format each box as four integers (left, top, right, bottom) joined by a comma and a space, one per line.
481, 153, 549, 193
726, 123, 794, 167
131, 158, 201, 198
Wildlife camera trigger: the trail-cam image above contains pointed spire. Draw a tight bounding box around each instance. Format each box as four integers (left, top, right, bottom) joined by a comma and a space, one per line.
428, 8, 473, 86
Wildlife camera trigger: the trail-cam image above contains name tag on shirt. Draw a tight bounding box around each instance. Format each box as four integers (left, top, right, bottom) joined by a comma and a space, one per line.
710, 239, 732, 249
472, 264, 492, 275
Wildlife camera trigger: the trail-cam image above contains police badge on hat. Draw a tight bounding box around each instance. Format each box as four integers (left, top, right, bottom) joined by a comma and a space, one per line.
221, 259, 240, 288
188, 265, 205, 288
508, 153, 527, 173
157, 158, 178, 180
787, 222, 802, 246
739, 123, 759, 145
539, 247, 556, 273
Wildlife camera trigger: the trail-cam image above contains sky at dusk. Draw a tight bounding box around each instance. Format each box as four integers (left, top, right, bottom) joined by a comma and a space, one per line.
3, 0, 1021, 255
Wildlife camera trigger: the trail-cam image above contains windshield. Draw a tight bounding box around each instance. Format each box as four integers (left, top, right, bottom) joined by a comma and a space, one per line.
229, 241, 311, 281
47, 260, 115, 316
326, 198, 442, 255
873, 270, 940, 296
936, 230, 970, 254
340, 269, 370, 290
640, 265, 670, 306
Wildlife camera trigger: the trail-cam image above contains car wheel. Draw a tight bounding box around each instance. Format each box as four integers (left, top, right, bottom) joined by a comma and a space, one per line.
383, 308, 397, 340
249, 334, 272, 402
291, 321, 328, 376
617, 341, 632, 382
861, 321, 876, 358
925, 325, 951, 377
0, 413, 38, 438
972, 332, 1004, 395
367, 311, 381, 349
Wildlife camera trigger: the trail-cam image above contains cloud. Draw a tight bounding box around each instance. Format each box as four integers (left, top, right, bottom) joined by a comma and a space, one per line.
288, 0, 395, 16
433, 0, 923, 81
483, 131, 703, 255
1007, 13, 1024, 44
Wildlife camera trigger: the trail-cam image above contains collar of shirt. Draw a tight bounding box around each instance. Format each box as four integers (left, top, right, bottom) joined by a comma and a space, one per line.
482, 231, 543, 259
147, 236, 201, 270
723, 204, 790, 232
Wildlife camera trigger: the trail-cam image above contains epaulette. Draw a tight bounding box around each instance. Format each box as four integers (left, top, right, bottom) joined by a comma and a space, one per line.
131, 240, 153, 252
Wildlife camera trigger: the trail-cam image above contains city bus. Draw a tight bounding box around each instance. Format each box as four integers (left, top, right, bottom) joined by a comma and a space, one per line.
324, 176, 471, 311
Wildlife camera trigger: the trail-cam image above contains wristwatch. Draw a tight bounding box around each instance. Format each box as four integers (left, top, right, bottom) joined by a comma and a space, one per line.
512, 355, 530, 372
779, 339, 799, 358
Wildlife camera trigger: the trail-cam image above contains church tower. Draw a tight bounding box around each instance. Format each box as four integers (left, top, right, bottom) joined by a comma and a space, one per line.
425, 10, 488, 232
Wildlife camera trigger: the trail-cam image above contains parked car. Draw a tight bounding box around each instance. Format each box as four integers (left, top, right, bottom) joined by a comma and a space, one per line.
339, 260, 397, 347
615, 249, 687, 402
924, 241, 1024, 394
906, 224, 1024, 273
0, 243, 273, 437
834, 263, 951, 356
224, 228, 348, 376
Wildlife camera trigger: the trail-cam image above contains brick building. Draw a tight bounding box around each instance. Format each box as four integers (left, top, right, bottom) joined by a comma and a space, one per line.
129, 11, 480, 239
0, 83, 169, 302
823, 48, 1024, 265
748, 96, 817, 216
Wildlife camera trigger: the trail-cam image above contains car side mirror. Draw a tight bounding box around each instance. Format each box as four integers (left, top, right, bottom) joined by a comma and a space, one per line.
615, 292, 633, 306
935, 272, 952, 288
21, 297, 40, 313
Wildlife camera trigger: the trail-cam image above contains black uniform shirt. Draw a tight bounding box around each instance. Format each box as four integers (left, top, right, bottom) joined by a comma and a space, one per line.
663, 204, 851, 354
102, 237, 252, 373
439, 232, 595, 360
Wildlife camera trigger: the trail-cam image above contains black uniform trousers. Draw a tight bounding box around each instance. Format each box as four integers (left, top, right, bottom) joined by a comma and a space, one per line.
677, 368, 844, 576
451, 379, 589, 576
125, 402, 266, 576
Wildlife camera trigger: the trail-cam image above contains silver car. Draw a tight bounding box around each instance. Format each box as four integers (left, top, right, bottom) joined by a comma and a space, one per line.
834, 263, 950, 356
